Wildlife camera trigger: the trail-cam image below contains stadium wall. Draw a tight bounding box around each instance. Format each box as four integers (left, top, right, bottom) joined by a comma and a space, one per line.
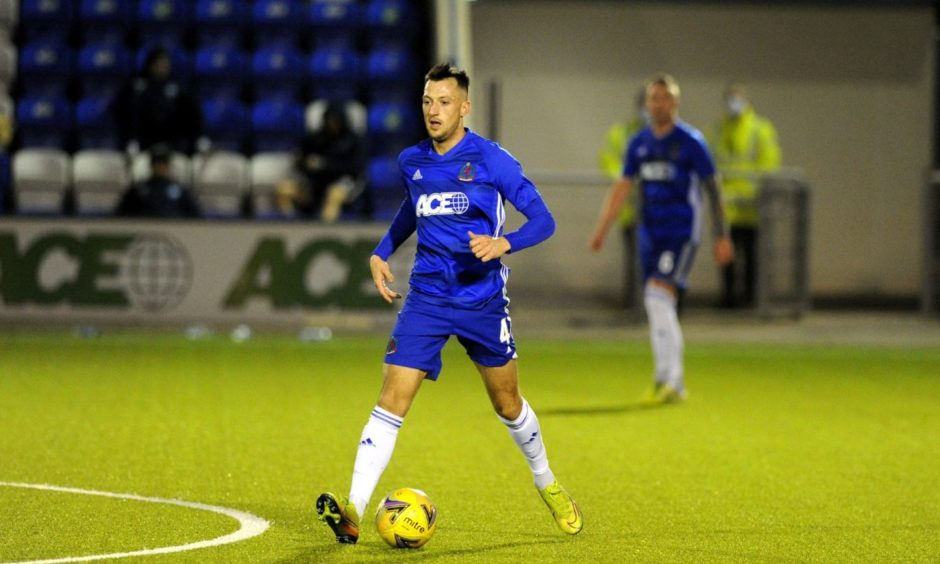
468, 1, 934, 303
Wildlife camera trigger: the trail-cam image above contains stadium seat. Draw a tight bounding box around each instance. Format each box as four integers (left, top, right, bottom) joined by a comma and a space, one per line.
365, 46, 418, 82
201, 97, 249, 153
17, 38, 73, 98
194, 0, 246, 47
137, 0, 191, 47
251, 45, 306, 102
15, 95, 72, 149
19, 0, 73, 42
366, 154, 403, 220
365, 0, 414, 36
194, 45, 247, 100
192, 150, 249, 218
249, 151, 295, 218
251, 100, 304, 153
71, 149, 129, 216
74, 94, 120, 150
78, 0, 133, 44
77, 42, 132, 97
12, 147, 70, 215
309, 0, 363, 48
367, 101, 418, 138
309, 45, 361, 101
252, 0, 305, 48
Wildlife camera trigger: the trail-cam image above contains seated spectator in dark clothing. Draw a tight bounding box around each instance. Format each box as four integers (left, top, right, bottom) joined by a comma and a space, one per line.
116, 47, 208, 155
275, 102, 365, 222
116, 144, 201, 218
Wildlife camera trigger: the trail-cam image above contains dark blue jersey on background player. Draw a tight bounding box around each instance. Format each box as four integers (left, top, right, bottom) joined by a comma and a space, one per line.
316, 63, 583, 545
591, 73, 734, 404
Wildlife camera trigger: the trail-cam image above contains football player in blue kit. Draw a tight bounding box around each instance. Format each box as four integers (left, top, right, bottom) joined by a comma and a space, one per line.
316, 63, 583, 543
590, 73, 735, 404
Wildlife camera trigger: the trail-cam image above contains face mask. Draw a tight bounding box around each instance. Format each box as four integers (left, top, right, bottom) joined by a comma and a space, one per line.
726, 95, 746, 117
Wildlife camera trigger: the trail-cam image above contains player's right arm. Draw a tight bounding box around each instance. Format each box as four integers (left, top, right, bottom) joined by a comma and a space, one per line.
371, 199, 416, 303
589, 176, 633, 252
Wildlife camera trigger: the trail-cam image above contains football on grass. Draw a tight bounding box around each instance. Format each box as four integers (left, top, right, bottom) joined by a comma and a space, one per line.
375, 487, 438, 548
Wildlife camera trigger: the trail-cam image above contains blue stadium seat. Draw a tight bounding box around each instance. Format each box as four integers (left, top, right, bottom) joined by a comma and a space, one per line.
365, 0, 414, 36
251, 100, 304, 153
251, 45, 306, 102
194, 0, 246, 48
309, 0, 363, 48
309, 45, 361, 101
74, 95, 120, 150
367, 101, 418, 137
19, 0, 74, 42
78, 0, 134, 44
16, 95, 73, 149
365, 46, 417, 82
138, 0, 191, 47
194, 45, 247, 100
252, 0, 305, 48
367, 154, 403, 220
77, 42, 132, 97
17, 38, 73, 98
202, 97, 249, 153
366, 101, 419, 156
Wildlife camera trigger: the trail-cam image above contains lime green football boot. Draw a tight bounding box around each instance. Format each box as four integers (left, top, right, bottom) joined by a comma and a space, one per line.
538, 481, 583, 535
641, 382, 686, 405
316, 492, 360, 544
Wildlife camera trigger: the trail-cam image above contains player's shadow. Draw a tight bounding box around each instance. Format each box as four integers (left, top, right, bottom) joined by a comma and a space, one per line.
537, 401, 677, 417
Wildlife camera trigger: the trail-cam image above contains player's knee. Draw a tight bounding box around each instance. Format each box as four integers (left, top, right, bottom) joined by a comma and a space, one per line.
491, 393, 522, 420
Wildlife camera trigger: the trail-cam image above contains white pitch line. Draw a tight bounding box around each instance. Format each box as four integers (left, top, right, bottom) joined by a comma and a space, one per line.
0, 481, 270, 563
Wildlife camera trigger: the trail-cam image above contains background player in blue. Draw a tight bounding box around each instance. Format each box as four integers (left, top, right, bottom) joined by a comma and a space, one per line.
316, 64, 583, 543
590, 73, 735, 404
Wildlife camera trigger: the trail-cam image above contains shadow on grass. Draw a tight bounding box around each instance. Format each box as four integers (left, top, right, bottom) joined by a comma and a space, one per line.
537, 401, 679, 417
277, 535, 565, 563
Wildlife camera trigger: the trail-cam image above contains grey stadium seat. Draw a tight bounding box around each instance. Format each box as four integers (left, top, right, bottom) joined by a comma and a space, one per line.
13, 148, 70, 214
72, 149, 129, 216
192, 150, 249, 218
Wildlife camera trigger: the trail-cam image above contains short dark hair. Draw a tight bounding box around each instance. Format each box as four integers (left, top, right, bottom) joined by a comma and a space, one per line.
424, 63, 469, 93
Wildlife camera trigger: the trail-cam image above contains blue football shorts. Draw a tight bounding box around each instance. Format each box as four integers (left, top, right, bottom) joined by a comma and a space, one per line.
383, 290, 518, 381
639, 232, 699, 291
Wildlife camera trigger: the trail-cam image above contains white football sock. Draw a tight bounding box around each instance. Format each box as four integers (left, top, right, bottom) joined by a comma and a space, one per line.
498, 398, 556, 489
644, 285, 685, 391
348, 406, 402, 518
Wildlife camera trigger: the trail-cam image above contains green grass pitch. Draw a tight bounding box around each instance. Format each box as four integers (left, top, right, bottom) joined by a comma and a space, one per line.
1, 329, 938, 562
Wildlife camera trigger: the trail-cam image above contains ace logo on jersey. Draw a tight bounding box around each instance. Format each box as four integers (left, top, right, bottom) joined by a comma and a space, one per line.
415, 192, 470, 216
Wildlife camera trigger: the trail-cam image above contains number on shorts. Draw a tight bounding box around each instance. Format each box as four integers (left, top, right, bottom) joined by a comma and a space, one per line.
499, 316, 513, 344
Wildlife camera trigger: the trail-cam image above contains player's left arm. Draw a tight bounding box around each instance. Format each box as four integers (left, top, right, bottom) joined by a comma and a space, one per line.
702, 175, 735, 267
469, 154, 555, 263
469, 195, 555, 262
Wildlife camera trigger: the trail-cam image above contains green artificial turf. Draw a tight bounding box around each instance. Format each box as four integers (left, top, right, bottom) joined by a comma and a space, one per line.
0, 330, 938, 562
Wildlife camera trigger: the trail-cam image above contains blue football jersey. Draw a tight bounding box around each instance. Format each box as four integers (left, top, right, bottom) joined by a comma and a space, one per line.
623, 121, 716, 242
394, 129, 546, 308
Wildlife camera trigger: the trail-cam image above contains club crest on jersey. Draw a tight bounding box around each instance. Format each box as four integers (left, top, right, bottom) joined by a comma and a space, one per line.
415, 192, 470, 216
458, 161, 475, 182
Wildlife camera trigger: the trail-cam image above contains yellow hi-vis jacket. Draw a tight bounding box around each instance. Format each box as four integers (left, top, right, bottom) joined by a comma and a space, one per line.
598, 117, 645, 227
709, 107, 781, 227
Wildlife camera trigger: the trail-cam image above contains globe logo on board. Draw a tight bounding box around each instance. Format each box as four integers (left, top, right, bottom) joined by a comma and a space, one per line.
122, 234, 193, 312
